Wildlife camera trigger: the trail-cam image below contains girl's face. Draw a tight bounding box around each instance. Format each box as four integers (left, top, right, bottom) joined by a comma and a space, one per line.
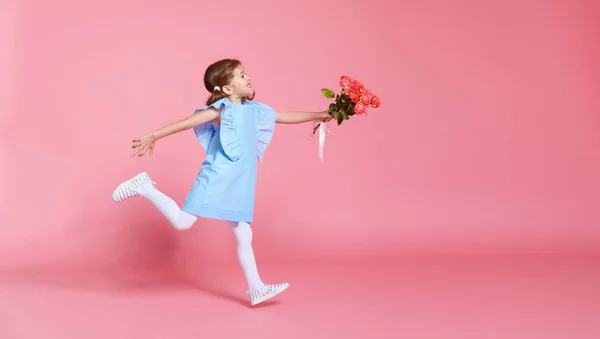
225, 65, 254, 98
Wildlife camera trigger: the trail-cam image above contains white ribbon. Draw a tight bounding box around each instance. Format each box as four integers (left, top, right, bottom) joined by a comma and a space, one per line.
313, 122, 332, 162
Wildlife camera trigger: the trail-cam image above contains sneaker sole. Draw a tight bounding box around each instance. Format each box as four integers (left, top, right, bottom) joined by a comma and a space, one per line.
111, 172, 151, 203
250, 283, 289, 307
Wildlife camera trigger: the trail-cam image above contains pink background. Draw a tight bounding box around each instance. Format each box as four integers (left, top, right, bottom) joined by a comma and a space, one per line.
2, 0, 600, 269
2, 0, 600, 337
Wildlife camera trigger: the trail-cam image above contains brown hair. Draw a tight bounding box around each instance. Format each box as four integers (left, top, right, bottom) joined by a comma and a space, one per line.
204, 59, 255, 105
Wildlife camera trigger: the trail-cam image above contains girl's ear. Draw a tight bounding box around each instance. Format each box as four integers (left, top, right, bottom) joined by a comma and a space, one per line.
222, 85, 233, 95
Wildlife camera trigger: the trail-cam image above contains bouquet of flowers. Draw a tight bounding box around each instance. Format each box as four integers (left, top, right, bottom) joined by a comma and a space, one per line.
313, 75, 380, 161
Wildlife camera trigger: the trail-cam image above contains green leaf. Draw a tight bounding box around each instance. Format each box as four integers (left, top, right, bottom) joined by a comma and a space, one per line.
346, 102, 356, 115
336, 111, 344, 125
341, 109, 349, 120
321, 88, 335, 99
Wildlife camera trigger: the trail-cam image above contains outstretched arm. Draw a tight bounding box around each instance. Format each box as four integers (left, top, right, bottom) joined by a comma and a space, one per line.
151, 108, 220, 140
276, 110, 331, 124
131, 107, 220, 157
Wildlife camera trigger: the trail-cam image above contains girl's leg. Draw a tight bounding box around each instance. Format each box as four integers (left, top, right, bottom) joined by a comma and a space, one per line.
227, 221, 266, 292
112, 172, 197, 231
227, 220, 290, 306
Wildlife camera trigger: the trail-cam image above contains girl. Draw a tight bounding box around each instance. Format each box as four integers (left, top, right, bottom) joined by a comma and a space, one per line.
111, 59, 331, 306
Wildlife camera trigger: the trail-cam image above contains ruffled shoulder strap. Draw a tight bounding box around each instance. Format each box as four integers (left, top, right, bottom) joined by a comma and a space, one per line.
248, 101, 277, 163
191, 98, 240, 162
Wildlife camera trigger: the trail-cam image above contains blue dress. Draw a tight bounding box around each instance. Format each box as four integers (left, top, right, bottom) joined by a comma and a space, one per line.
181, 97, 277, 223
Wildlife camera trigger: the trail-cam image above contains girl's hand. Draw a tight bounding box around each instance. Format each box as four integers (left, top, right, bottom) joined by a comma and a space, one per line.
132, 133, 156, 157
319, 110, 333, 122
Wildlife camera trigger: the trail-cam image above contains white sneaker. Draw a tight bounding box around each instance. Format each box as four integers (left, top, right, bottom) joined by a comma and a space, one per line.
111, 172, 155, 202
249, 282, 290, 306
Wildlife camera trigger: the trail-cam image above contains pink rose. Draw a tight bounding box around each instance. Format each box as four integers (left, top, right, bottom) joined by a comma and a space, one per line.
339, 75, 351, 89
349, 90, 362, 103
371, 96, 380, 108
339, 75, 364, 93
361, 89, 373, 106
354, 102, 367, 114
339, 77, 353, 92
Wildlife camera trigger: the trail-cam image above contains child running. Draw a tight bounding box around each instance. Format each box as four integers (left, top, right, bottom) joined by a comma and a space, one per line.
111, 59, 331, 306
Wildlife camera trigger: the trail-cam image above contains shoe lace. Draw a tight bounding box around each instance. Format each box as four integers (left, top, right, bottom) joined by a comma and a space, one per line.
126, 175, 150, 190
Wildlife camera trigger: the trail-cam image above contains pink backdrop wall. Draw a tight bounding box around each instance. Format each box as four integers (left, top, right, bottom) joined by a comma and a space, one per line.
2, 0, 599, 270
1, 0, 14, 221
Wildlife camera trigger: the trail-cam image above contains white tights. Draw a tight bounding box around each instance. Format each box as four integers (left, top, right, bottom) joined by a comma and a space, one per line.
137, 183, 266, 293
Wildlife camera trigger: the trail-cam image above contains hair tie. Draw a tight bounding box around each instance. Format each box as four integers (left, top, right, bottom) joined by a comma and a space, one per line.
213, 86, 221, 92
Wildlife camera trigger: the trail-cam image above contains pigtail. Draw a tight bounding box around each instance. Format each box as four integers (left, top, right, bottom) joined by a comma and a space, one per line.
206, 89, 226, 105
